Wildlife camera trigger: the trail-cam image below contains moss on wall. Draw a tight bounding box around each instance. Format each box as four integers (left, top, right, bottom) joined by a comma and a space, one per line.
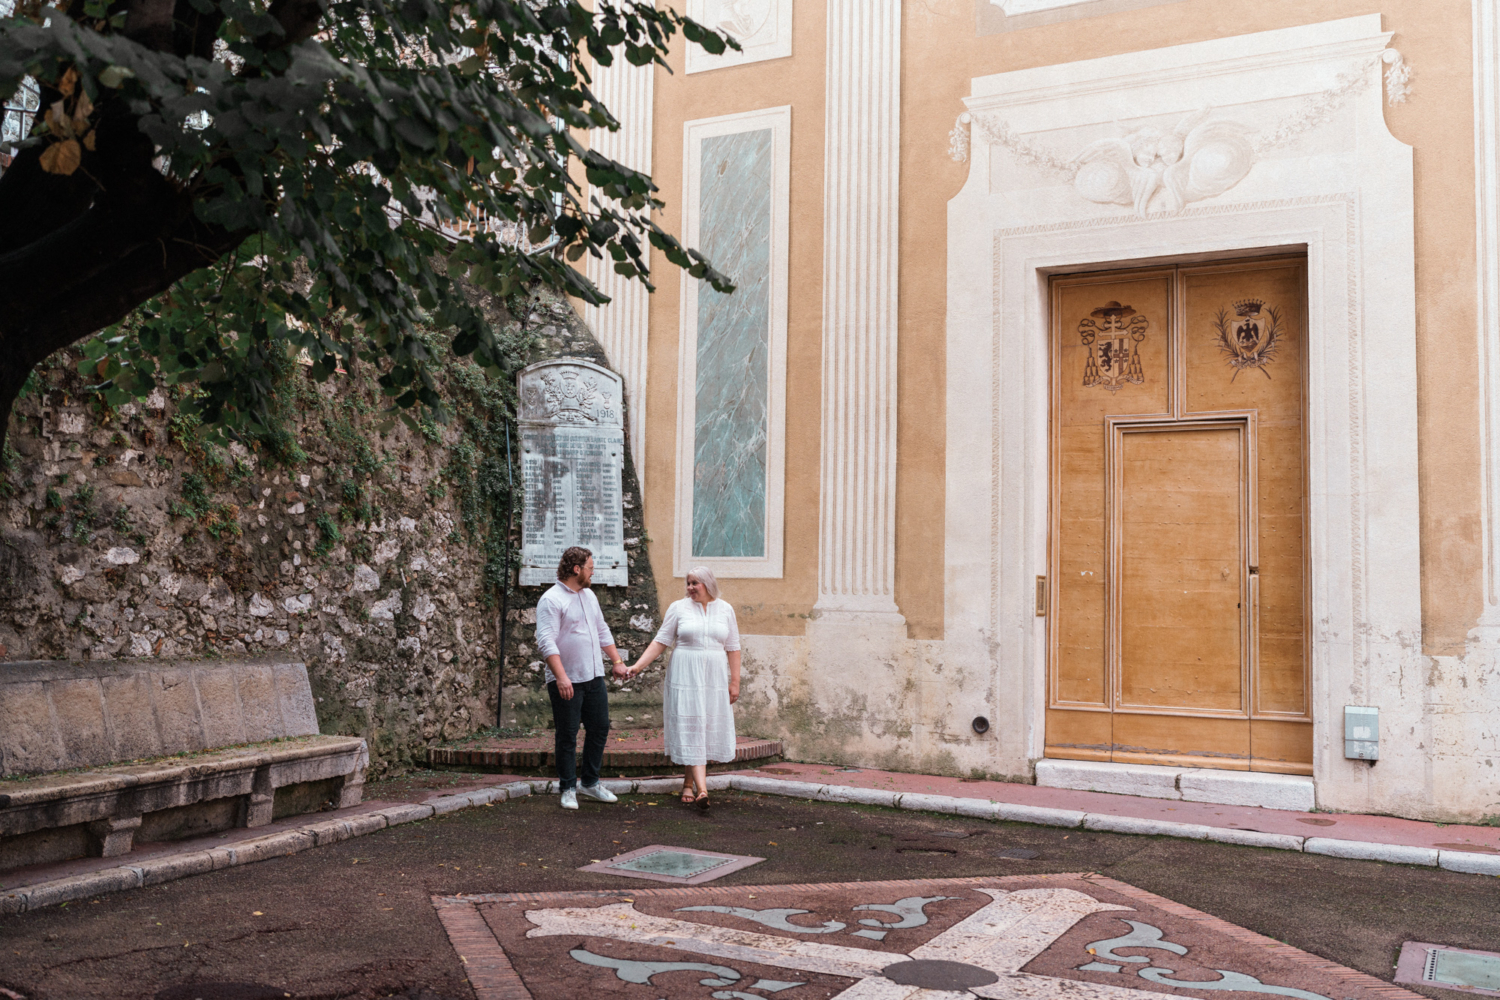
0, 285, 659, 775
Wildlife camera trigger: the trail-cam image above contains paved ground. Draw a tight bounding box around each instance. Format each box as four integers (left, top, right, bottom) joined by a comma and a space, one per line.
2, 785, 1496, 1000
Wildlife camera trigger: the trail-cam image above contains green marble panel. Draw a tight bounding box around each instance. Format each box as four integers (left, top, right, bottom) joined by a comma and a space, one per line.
693, 128, 773, 559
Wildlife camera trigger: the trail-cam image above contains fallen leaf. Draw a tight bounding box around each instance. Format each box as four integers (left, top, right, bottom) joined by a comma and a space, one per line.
39, 139, 81, 176
71, 90, 93, 132
58, 67, 78, 97
98, 65, 135, 88
252, 911, 263, 916
768, 841, 778, 846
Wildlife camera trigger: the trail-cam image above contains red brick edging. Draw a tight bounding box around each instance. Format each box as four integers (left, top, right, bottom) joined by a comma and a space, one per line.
431, 896, 533, 1000
428, 737, 783, 770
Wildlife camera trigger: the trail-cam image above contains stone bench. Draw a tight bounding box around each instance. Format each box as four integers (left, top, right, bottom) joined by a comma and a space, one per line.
0, 659, 367, 870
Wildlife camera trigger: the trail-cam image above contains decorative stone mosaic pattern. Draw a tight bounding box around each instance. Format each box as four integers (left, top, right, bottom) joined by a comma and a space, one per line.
435, 874, 1425, 999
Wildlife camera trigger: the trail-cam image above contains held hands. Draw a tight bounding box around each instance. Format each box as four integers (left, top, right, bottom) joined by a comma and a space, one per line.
610, 659, 630, 679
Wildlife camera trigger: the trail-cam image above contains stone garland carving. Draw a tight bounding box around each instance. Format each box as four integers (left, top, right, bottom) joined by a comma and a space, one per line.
949, 50, 1411, 216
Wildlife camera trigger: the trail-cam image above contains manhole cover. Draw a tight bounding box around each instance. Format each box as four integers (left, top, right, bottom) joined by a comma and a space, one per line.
995, 847, 1040, 860
882, 960, 999, 990
155, 984, 292, 1000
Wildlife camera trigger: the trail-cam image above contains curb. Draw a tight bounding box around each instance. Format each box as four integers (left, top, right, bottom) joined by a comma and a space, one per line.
4, 774, 1496, 914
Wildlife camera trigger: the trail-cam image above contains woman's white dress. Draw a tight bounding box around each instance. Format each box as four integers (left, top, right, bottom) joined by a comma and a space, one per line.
655, 597, 740, 766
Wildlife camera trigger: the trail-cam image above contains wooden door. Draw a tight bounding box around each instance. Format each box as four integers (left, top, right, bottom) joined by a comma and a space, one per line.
1046, 259, 1310, 774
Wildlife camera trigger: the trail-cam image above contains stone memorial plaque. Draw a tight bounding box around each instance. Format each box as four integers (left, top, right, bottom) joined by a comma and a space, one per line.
518, 359, 628, 587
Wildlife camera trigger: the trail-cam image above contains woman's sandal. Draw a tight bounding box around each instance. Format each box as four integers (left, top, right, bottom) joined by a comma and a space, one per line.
680, 787, 697, 805
694, 790, 710, 811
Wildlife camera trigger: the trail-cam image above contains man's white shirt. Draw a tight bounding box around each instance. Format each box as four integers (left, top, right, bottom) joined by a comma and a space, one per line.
534, 582, 615, 685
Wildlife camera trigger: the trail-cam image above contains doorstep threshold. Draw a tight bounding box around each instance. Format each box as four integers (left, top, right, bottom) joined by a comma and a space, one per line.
1035, 759, 1315, 811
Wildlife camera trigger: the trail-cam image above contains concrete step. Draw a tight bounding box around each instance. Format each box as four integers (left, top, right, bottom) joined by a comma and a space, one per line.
1035, 759, 1315, 811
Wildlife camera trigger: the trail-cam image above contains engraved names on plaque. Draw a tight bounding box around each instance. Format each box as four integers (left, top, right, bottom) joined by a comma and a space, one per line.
518, 359, 628, 587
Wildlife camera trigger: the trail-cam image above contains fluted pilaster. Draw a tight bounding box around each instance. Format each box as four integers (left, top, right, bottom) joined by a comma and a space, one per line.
585, 55, 654, 490
815, 0, 903, 622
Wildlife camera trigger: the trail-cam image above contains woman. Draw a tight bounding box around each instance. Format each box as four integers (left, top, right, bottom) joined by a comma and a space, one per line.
626, 566, 740, 809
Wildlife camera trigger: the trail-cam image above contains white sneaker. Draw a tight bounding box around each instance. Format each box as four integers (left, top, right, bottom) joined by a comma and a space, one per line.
578, 783, 618, 804
560, 788, 578, 810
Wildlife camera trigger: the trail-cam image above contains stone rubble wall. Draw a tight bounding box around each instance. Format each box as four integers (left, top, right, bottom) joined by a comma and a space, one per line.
0, 288, 660, 776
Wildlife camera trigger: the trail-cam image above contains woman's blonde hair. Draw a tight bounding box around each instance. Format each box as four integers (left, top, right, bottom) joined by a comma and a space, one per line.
687, 565, 720, 600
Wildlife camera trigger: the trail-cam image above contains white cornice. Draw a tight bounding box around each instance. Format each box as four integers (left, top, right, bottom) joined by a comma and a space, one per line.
989, 0, 1096, 13
967, 15, 1390, 120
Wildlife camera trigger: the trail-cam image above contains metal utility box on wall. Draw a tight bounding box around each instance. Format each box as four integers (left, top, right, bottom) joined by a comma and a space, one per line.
1344, 706, 1379, 760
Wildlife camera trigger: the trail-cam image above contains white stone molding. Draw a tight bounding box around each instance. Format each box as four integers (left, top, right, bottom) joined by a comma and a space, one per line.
814, 0, 904, 623
685, 0, 792, 75
584, 54, 653, 490
673, 106, 792, 579
990, 0, 1093, 14
1474, 0, 1500, 631
946, 16, 1420, 811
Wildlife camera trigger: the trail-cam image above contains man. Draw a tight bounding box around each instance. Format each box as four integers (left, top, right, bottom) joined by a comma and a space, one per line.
535, 545, 629, 809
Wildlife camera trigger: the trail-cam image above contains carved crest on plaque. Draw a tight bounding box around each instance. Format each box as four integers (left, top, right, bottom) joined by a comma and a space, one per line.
536, 370, 602, 423
1079, 301, 1147, 391
1213, 298, 1282, 380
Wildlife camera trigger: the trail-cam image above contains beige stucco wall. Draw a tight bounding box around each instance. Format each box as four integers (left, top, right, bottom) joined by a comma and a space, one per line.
645, 1, 828, 636
631, 0, 1494, 815
645, 0, 1486, 650
900, 0, 1483, 655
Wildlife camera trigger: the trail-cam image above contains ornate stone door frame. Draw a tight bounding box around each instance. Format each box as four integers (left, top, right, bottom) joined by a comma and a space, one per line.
944, 15, 1419, 805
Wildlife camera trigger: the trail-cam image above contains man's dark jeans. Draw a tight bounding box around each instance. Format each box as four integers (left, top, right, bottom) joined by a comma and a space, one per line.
547, 676, 610, 791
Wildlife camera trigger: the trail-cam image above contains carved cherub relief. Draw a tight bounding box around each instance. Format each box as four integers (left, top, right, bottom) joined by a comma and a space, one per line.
1071, 109, 1255, 216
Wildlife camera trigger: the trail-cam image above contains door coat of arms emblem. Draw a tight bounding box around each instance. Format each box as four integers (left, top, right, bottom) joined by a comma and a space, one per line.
1080, 301, 1148, 391
1213, 298, 1282, 380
